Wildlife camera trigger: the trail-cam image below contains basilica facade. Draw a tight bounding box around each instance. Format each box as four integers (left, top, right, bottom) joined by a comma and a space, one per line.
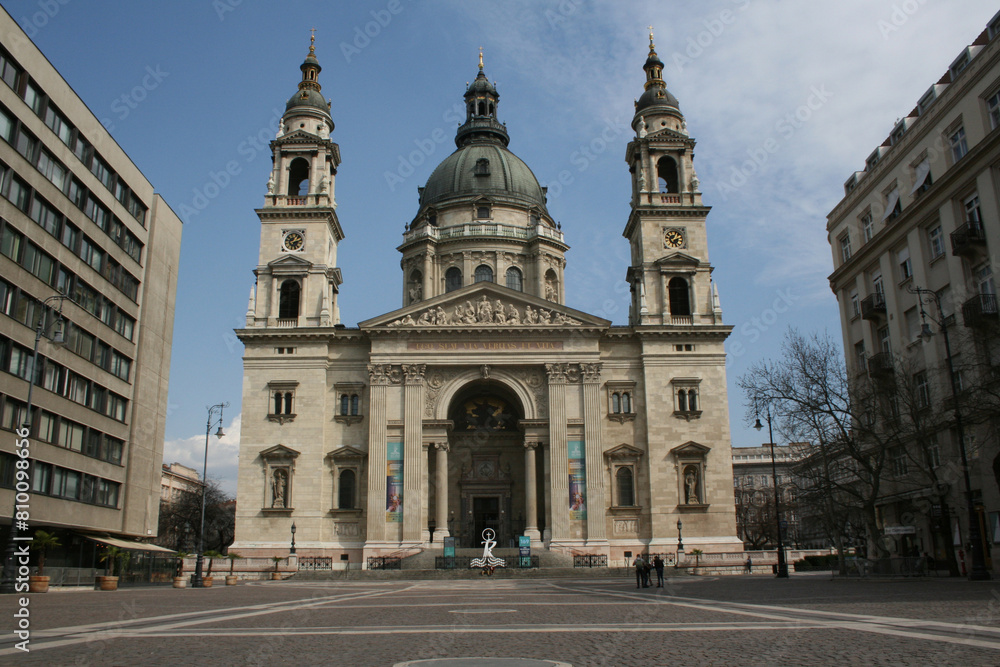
230, 35, 741, 565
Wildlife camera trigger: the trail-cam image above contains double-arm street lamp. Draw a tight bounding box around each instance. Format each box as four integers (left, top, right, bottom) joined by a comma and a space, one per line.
192, 402, 228, 588
1, 294, 68, 594
754, 406, 789, 578
911, 285, 990, 581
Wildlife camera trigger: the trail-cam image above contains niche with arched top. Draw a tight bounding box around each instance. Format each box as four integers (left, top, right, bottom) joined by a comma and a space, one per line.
657, 157, 679, 193
288, 157, 310, 196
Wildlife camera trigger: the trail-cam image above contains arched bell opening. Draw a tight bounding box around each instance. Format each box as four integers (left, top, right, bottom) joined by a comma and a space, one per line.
288, 157, 310, 196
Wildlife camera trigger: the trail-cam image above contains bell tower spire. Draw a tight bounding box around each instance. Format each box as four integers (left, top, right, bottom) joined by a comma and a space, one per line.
623, 30, 718, 327
247, 33, 345, 329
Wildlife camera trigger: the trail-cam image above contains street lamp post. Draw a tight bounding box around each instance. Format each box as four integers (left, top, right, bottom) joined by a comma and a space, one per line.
290, 522, 296, 555
676, 518, 683, 568
911, 286, 990, 581
192, 402, 228, 588
755, 407, 789, 578
1, 294, 68, 594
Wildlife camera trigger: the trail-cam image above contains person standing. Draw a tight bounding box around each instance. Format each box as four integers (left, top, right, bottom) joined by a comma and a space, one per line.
634, 554, 645, 588
653, 555, 665, 587
744, 556, 753, 574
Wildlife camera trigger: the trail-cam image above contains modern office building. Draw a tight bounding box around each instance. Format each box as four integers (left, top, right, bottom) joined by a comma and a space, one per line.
0, 7, 182, 547
231, 34, 741, 565
827, 11, 1000, 572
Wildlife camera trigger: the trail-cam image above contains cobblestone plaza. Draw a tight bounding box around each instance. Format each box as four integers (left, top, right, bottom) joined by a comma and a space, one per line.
4, 575, 1000, 665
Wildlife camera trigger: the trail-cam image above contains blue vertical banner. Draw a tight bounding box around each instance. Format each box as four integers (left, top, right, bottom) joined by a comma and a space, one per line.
386, 441, 403, 523
568, 440, 587, 520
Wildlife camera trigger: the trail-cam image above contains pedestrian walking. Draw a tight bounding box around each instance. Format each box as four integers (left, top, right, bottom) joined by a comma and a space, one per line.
642, 556, 652, 587
653, 555, 665, 587
634, 554, 645, 588
744, 556, 753, 574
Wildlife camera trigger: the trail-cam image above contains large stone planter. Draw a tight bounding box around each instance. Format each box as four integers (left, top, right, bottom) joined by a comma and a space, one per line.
28, 576, 49, 593
270, 572, 282, 580
173, 576, 187, 588
225, 575, 238, 586
96, 576, 118, 591
202, 576, 214, 588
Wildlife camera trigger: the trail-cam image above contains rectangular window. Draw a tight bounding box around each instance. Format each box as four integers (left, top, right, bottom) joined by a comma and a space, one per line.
897, 247, 912, 281
840, 232, 852, 262
78, 236, 104, 273
965, 194, 982, 225
87, 384, 106, 413
890, 447, 908, 477
7, 175, 29, 211
106, 392, 127, 422
98, 479, 120, 507
31, 462, 51, 494
58, 419, 85, 452
855, 340, 866, 370
14, 128, 36, 161
0, 50, 19, 90
926, 435, 941, 469
861, 213, 874, 242
66, 324, 95, 361
104, 436, 123, 464
850, 289, 859, 318
0, 106, 12, 142
73, 135, 89, 163
989, 91, 1000, 130
66, 373, 89, 405
950, 127, 968, 162
0, 223, 23, 261
110, 350, 131, 381
90, 155, 113, 190
44, 105, 74, 147
882, 188, 901, 222
95, 341, 110, 370
42, 360, 63, 393
22, 82, 42, 116
29, 195, 61, 236
128, 195, 147, 226
905, 307, 920, 342
878, 325, 891, 354
928, 225, 944, 259
71, 279, 99, 317
915, 371, 930, 408
115, 312, 134, 340
60, 221, 78, 251
36, 410, 57, 443
123, 231, 143, 264
0, 278, 12, 316
1, 397, 24, 431
7, 344, 32, 380
37, 150, 67, 191
21, 243, 55, 285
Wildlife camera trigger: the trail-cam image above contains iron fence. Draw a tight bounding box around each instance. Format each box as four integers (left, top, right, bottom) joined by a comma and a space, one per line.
298, 557, 333, 571
367, 556, 401, 570
573, 554, 608, 568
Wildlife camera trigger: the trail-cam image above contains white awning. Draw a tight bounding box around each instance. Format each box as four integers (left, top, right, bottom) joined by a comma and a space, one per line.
909, 160, 931, 194
80, 534, 176, 554
882, 189, 900, 221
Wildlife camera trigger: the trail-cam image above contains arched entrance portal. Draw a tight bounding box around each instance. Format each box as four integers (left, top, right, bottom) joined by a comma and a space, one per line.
440, 381, 528, 548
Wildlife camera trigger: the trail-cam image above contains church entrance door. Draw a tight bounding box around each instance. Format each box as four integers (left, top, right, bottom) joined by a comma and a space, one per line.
472, 496, 501, 546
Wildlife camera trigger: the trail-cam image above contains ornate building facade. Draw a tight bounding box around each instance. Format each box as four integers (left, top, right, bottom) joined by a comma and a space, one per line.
231, 34, 741, 565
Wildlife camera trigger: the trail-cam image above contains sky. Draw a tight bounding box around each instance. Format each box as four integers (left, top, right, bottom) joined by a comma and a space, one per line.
4, 0, 997, 497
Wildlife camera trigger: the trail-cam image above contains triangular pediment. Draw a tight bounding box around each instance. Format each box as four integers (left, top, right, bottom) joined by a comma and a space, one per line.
267, 254, 313, 271
260, 444, 300, 460
277, 129, 324, 143
671, 441, 710, 458
359, 282, 610, 330
655, 251, 702, 269
645, 127, 694, 143
326, 445, 367, 460
604, 443, 644, 460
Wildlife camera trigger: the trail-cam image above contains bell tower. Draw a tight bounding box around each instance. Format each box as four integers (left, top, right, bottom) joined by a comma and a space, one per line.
624, 29, 722, 327
247, 34, 344, 328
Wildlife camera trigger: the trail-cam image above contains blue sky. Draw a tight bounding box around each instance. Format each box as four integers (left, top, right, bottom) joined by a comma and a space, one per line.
5, 0, 997, 495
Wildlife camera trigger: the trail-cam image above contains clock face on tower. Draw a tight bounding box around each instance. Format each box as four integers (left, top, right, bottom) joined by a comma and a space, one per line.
663, 228, 685, 249
282, 231, 304, 252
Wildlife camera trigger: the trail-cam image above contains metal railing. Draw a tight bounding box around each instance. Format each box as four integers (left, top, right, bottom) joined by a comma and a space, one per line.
962, 293, 998, 327
950, 221, 986, 256
573, 554, 608, 568
860, 292, 886, 320
367, 556, 401, 570
298, 557, 333, 571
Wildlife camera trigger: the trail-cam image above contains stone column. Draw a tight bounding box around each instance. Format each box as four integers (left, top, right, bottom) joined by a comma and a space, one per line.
435, 443, 450, 542
421, 443, 431, 544
462, 251, 472, 289
422, 252, 433, 301
581, 363, 608, 546
309, 151, 320, 195
524, 441, 541, 543
402, 364, 426, 544
546, 364, 569, 542
366, 364, 390, 544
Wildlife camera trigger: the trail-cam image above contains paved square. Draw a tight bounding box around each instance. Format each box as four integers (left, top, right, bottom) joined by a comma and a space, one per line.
4, 575, 1000, 665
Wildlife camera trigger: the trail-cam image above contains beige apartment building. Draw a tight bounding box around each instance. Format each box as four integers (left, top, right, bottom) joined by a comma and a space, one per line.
0, 7, 182, 545
230, 35, 742, 566
827, 11, 1000, 572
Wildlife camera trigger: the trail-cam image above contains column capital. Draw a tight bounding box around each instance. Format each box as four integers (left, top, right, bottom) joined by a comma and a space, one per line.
434, 442, 451, 453
523, 440, 541, 451
368, 363, 401, 385
579, 362, 602, 383
403, 364, 427, 385
545, 363, 569, 384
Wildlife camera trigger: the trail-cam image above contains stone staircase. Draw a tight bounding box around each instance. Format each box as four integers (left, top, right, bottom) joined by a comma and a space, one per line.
400, 546, 576, 570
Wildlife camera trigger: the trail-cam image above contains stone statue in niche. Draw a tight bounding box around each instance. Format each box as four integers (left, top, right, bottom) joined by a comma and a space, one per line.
684, 466, 699, 504
637, 115, 647, 138
266, 173, 275, 194
271, 469, 288, 508
408, 281, 422, 304
319, 175, 329, 193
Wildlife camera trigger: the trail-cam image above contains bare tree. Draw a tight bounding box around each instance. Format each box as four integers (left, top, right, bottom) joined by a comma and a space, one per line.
156, 479, 235, 552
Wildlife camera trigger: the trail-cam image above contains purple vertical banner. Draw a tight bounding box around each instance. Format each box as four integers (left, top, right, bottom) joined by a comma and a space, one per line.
568, 440, 587, 520
386, 441, 403, 523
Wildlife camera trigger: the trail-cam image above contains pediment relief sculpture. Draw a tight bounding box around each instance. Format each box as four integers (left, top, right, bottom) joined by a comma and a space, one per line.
386, 295, 582, 328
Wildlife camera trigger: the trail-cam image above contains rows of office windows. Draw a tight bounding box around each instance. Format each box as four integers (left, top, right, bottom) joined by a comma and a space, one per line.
0, 46, 147, 227
0, 277, 132, 381
0, 217, 136, 341
0, 451, 120, 508
0, 146, 143, 299
0, 332, 129, 423
0, 102, 145, 268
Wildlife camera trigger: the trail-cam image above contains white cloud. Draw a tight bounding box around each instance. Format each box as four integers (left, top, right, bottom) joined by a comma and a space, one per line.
162, 412, 241, 497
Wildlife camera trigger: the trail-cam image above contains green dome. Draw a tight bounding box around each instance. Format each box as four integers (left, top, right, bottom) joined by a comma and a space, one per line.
635, 84, 679, 113
286, 87, 328, 112
421, 143, 547, 211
